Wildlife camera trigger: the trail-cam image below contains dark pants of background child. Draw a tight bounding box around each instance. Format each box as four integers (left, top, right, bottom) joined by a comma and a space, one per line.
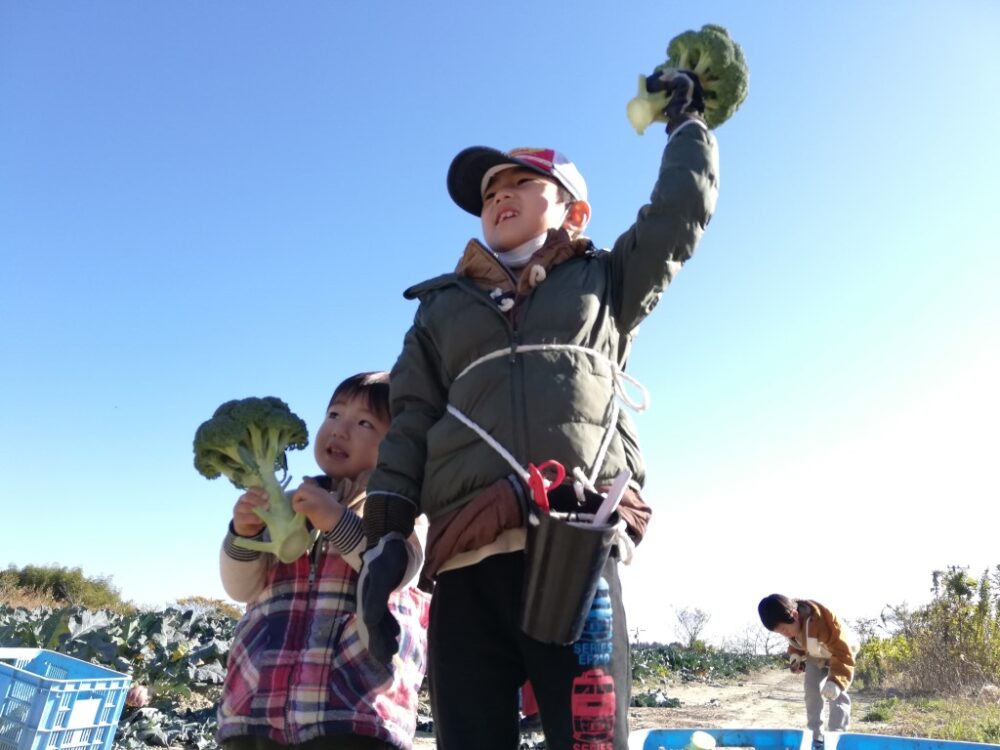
428, 551, 631, 750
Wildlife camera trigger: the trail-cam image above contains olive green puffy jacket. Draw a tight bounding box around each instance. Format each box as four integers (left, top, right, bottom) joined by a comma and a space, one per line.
369, 124, 719, 522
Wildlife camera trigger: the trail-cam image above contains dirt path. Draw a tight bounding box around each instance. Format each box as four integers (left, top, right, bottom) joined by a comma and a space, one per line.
630, 668, 832, 730
414, 669, 873, 747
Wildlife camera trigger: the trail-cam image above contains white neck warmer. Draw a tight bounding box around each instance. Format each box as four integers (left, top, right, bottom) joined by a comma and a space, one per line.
494, 233, 548, 268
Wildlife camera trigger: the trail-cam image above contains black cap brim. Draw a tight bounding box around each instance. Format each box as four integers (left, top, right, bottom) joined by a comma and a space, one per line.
447, 146, 552, 217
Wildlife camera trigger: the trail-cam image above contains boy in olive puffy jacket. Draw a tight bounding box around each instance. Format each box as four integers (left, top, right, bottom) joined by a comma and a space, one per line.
358, 71, 720, 750
758, 594, 857, 749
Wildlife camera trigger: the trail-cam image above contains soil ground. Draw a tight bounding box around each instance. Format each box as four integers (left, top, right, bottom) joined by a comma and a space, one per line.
413, 668, 879, 747
629, 668, 840, 730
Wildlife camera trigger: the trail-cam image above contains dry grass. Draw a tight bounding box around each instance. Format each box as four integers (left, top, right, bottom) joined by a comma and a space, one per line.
0, 580, 60, 609
862, 695, 1000, 744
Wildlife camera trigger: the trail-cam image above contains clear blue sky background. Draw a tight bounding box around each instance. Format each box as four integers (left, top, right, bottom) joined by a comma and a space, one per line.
2, 1, 997, 644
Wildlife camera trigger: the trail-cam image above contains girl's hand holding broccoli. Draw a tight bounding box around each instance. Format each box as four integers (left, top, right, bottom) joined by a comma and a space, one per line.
291, 477, 346, 533
233, 488, 268, 537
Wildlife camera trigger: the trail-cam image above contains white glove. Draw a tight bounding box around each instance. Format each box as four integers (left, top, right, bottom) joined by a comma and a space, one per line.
821, 681, 842, 701
789, 654, 806, 674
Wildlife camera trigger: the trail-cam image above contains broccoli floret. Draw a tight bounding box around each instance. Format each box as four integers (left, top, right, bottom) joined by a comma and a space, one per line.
627, 24, 749, 133
193, 396, 313, 563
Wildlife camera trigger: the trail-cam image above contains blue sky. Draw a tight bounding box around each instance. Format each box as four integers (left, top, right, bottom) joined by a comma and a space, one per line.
2, 1, 997, 644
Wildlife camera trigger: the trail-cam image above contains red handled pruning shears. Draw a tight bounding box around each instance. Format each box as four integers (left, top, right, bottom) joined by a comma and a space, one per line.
527, 460, 566, 513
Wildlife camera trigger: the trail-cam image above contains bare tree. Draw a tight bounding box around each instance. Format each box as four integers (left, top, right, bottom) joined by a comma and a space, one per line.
674, 607, 711, 648
722, 621, 785, 655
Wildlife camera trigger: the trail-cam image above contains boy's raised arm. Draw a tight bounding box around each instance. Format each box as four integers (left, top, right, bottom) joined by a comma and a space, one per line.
609, 71, 720, 333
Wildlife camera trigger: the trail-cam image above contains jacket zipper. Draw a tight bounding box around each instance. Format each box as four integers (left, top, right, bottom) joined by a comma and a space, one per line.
458, 250, 528, 462
508, 328, 524, 463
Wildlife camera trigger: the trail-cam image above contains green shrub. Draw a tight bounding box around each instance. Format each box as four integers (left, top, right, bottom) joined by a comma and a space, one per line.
854, 565, 1000, 695
982, 721, 1000, 744
854, 632, 911, 690
862, 697, 899, 722
3, 564, 128, 611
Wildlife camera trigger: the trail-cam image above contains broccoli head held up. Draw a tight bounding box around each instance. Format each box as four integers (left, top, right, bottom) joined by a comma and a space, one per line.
627, 23, 749, 134
193, 396, 314, 563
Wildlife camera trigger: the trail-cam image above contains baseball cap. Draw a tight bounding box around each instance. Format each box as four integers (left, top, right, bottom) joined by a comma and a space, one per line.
447, 146, 588, 216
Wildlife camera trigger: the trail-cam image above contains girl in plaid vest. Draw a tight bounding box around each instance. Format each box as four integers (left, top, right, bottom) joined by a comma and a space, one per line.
218, 372, 430, 750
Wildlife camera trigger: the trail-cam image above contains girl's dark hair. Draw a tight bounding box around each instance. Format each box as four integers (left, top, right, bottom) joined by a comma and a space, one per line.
328, 371, 391, 424
758, 593, 797, 631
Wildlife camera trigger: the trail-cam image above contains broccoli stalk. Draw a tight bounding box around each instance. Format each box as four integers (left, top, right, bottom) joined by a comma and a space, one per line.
193, 396, 313, 563
627, 23, 749, 134
626, 74, 669, 136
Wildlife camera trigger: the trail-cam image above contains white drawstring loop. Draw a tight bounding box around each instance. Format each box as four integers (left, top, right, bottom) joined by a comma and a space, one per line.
445, 405, 531, 483
571, 466, 595, 505
614, 521, 635, 565
614, 368, 650, 413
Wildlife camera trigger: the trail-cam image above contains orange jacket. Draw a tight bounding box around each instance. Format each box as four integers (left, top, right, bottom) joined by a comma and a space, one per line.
786, 599, 855, 690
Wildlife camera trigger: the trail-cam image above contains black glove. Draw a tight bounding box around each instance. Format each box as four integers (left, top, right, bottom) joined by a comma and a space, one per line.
357, 533, 409, 665
645, 69, 706, 133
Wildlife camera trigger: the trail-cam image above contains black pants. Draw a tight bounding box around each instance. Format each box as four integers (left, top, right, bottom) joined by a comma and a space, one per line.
428, 551, 631, 750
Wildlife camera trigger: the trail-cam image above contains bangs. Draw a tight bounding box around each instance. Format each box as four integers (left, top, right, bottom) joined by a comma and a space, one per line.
329, 371, 391, 423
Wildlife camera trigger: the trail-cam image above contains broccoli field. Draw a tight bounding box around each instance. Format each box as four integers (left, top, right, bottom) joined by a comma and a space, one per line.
7, 606, 994, 748
0, 606, 781, 749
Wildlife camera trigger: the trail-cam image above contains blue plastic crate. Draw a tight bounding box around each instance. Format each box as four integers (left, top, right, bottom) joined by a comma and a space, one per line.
0, 648, 131, 750
629, 729, 1000, 750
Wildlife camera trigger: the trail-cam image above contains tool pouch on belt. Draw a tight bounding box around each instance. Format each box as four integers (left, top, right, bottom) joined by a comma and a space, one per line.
520, 483, 618, 645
